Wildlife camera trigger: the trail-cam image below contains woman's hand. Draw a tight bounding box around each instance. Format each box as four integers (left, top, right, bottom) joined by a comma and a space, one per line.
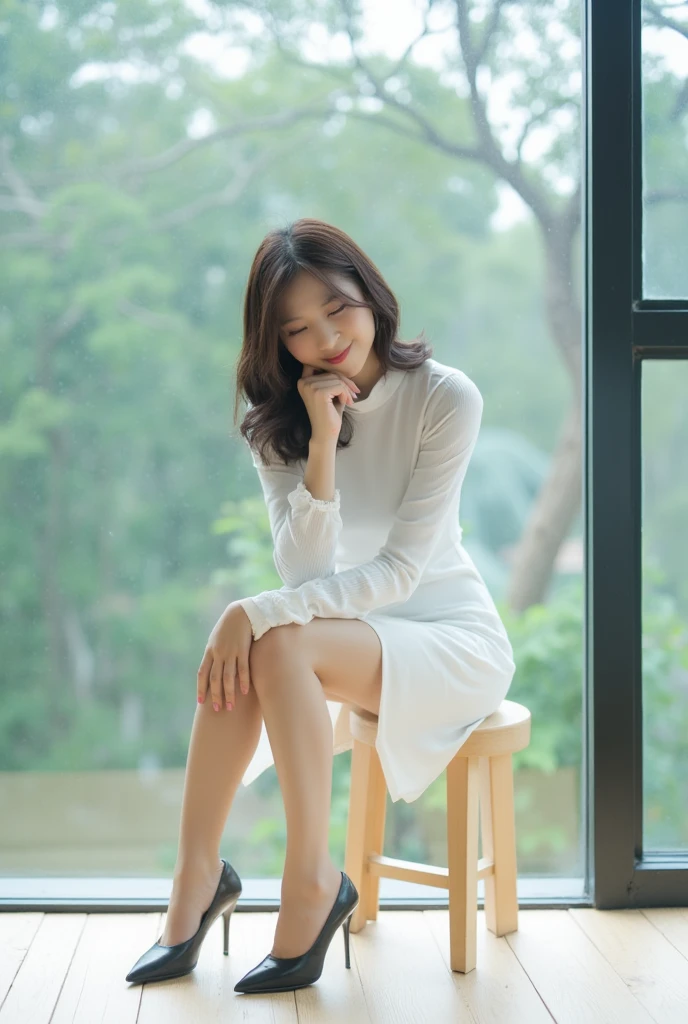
197, 602, 254, 711
297, 363, 360, 444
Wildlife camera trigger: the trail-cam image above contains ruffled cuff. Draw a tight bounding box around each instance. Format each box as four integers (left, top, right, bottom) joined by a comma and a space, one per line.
236, 597, 273, 642
287, 480, 341, 512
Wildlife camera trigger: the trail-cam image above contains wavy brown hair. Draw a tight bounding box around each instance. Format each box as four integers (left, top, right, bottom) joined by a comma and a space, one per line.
233, 218, 433, 466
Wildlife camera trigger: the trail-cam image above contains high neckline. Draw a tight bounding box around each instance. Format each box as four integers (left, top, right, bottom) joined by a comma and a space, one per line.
348, 367, 406, 414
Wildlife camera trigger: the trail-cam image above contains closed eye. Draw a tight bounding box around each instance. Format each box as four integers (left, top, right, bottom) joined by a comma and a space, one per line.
287, 304, 347, 337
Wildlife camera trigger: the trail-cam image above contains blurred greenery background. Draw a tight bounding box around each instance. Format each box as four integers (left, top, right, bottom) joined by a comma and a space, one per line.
1, 0, 687, 883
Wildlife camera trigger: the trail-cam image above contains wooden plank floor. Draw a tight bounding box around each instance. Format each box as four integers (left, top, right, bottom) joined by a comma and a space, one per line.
1, 907, 688, 1022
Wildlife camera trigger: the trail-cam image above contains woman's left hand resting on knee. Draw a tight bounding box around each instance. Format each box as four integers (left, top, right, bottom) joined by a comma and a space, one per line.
197, 602, 254, 711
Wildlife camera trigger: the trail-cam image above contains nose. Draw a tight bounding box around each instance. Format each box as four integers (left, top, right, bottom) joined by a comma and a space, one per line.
317, 325, 341, 355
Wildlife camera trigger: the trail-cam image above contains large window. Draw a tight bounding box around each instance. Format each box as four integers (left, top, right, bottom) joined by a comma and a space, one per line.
2, 0, 685, 911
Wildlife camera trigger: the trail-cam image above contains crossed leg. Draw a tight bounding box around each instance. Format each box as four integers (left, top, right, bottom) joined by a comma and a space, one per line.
248, 616, 383, 957
297, 615, 383, 715
161, 614, 382, 956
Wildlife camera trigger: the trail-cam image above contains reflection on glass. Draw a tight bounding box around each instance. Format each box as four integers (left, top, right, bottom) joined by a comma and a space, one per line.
1, 0, 585, 898
642, 362, 688, 852
642, 2, 688, 298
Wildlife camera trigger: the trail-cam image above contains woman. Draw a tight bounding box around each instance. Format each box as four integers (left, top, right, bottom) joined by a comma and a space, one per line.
126, 218, 516, 995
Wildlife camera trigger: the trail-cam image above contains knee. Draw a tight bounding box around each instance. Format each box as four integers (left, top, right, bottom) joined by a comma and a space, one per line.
249, 623, 304, 681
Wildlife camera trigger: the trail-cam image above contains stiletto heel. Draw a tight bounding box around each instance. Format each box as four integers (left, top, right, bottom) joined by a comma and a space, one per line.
234, 871, 359, 994
342, 912, 353, 969
125, 859, 242, 985
222, 905, 234, 956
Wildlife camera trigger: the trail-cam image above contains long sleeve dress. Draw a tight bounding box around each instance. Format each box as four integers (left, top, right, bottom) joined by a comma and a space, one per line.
236, 357, 516, 803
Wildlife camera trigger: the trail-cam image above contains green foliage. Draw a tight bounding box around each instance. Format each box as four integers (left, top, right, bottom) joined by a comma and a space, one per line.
641, 558, 688, 847
211, 495, 284, 598
502, 581, 584, 773
2, 0, 687, 871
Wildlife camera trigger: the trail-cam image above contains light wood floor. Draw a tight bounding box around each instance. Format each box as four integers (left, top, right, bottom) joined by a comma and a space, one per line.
2, 907, 688, 1022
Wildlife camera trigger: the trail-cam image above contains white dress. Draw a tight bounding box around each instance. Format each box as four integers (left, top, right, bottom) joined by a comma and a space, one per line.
237, 357, 516, 803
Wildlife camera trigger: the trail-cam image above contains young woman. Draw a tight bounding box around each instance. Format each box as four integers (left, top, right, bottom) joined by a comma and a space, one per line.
126, 218, 516, 995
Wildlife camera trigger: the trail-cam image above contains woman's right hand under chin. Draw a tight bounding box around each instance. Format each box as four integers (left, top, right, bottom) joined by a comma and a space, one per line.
297, 363, 360, 444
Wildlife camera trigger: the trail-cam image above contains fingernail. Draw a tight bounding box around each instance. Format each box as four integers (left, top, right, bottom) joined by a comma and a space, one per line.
198, 696, 204, 704
213, 702, 219, 712
226, 701, 233, 711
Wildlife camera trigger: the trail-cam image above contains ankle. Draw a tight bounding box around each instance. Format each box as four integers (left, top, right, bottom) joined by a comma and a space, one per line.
281, 862, 340, 899
173, 855, 223, 884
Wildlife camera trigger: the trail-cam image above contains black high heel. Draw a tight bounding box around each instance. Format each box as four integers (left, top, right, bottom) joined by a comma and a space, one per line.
125, 858, 242, 985
234, 871, 359, 994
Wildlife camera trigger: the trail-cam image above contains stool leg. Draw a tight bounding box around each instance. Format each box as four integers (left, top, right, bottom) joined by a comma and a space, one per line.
446, 754, 479, 973
362, 745, 387, 924
480, 752, 519, 936
344, 739, 387, 933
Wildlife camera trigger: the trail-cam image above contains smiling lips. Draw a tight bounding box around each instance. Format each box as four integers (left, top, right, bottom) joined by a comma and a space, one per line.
325, 343, 352, 364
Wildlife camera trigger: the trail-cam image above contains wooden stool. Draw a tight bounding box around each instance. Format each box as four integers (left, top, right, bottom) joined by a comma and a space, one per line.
343, 699, 531, 973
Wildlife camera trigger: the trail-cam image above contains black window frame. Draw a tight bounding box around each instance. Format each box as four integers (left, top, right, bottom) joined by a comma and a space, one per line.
587, 0, 688, 908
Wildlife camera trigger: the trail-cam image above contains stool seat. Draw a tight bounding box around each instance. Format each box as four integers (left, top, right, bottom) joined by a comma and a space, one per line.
344, 698, 531, 974
349, 698, 531, 757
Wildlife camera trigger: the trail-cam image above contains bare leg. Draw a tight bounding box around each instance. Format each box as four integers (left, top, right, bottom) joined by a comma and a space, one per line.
249, 627, 343, 959
160, 684, 263, 946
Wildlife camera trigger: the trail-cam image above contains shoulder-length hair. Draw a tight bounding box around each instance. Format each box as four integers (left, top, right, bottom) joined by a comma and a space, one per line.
233, 218, 433, 466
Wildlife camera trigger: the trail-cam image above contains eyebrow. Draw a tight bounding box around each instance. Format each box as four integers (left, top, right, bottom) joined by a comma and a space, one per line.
279, 292, 340, 326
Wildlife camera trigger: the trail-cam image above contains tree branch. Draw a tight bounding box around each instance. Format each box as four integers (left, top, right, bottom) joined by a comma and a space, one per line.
113, 104, 336, 183
453, 0, 504, 151
384, 0, 450, 82
644, 0, 688, 42
259, 1, 485, 161
336, 1, 484, 160
153, 132, 305, 230
452, 0, 554, 228
0, 113, 332, 251
645, 185, 688, 204
473, 0, 514, 67
116, 299, 185, 332
0, 136, 46, 220
36, 304, 86, 390
515, 100, 579, 164
96, 130, 312, 252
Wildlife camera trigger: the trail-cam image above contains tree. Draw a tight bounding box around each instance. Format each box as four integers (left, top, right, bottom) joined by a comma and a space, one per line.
216, 0, 688, 610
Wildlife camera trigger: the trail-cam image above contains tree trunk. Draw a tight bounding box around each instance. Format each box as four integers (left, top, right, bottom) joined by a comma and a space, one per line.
506, 397, 583, 611
505, 223, 583, 611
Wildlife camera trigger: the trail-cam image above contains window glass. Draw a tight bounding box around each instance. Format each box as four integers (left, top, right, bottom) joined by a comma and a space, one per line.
1, 0, 586, 899
641, 2, 688, 298
642, 361, 688, 852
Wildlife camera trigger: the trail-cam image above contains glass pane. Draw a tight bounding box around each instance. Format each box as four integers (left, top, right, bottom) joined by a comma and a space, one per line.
642, 361, 688, 852
2, 0, 585, 901
642, 2, 688, 298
